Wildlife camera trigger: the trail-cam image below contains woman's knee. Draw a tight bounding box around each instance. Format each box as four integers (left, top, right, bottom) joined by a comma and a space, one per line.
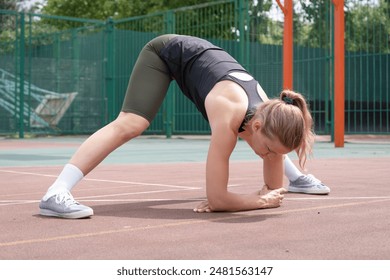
112, 112, 150, 141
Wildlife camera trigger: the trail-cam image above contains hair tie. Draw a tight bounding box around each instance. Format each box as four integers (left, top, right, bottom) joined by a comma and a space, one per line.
283, 96, 294, 105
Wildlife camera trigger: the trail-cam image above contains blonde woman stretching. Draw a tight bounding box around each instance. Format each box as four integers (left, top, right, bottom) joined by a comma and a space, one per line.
39, 34, 330, 218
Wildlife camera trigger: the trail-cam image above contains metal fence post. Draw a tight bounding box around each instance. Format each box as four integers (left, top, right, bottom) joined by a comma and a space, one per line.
164, 10, 175, 138
18, 12, 25, 138
71, 29, 80, 94
236, 0, 249, 68
105, 17, 115, 123
325, 2, 333, 136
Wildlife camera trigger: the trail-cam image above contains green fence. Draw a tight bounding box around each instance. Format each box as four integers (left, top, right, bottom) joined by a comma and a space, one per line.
0, 11, 107, 136
1, 0, 389, 138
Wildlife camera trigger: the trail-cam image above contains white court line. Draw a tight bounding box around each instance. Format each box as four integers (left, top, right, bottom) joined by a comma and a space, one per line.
0, 200, 40, 206
2, 196, 390, 207
76, 188, 198, 200
0, 169, 197, 190
83, 178, 198, 190
0, 198, 198, 207
0, 187, 199, 207
82, 198, 204, 202
286, 196, 390, 200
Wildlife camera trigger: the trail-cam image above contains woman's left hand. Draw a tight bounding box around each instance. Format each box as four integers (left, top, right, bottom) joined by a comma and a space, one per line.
254, 185, 287, 196
193, 200, 212, 213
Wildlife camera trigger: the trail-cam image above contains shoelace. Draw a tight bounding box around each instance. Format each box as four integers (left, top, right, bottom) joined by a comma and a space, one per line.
55, 192, 79, 207
306, 175, 325, 186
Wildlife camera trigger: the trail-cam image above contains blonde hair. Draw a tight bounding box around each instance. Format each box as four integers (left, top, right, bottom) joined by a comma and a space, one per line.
254, 89, 315, 168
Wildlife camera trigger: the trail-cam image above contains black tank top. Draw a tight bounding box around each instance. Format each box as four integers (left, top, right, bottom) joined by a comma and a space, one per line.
159, 35, 265, 132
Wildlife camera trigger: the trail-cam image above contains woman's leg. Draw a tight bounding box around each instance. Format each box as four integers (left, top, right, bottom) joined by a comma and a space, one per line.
40, 35, 176, 218
69, 112, 149, 176
284, 155, 330, 194
40, 113, 149, 219
284, 155, 302, 181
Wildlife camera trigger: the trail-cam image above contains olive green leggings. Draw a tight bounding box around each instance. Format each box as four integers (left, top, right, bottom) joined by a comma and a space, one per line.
121, 34, 178, 123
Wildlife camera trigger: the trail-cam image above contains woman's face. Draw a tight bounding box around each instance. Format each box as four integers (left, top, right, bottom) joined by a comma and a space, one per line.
250, 129, 292, 159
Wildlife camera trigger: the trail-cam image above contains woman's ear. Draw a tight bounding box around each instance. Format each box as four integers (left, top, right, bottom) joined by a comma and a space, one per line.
252, 120, 262, 132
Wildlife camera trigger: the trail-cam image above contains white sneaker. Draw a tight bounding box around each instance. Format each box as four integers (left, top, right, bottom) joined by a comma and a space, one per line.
39, 191, 93, 219
288, 174, 330, 195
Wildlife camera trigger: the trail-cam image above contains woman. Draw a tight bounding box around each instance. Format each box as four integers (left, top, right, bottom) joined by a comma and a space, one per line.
39, 34, 329, 219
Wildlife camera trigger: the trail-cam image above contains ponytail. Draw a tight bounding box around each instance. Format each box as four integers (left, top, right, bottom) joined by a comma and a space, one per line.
280, 90, 314, 168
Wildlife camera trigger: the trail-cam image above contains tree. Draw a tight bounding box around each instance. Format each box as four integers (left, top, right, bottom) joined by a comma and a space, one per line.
0, 1, 18, 46
42, 0, 212, 21
0, 0, 18, 33
39, 0, 220, 32
0, 0, 43, 12
345, 0, 390, 53
0, 0, 16, 10
248, 0, 277, 43
1, 0, 43, 39
295, 0, 332, 48
296, 0, 389, 52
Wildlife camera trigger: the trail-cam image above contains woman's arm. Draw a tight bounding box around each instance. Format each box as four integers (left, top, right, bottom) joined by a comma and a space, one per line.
195, 81, 285, 212
200, 127, 285, 212
263, 154, 285, 190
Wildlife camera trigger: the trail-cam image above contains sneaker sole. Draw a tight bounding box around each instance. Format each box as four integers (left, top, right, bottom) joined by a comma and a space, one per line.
288, 187, 330, 195
40, 208, 94, 219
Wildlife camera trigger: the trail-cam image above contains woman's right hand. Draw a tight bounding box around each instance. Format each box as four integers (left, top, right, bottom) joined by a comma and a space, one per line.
257, 187, 287, 209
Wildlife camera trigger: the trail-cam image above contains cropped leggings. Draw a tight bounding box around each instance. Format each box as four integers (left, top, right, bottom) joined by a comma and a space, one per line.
121, 34, 178, 122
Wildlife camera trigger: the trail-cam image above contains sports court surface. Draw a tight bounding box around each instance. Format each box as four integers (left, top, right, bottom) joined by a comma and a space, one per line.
0, 134, 389, 260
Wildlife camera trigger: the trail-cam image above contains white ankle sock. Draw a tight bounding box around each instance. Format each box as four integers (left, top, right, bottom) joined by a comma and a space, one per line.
284, 155, 303, 182
43, 163, 84, 200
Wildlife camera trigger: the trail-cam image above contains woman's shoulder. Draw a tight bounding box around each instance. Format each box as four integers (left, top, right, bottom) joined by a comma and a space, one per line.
205, 80, 248, 132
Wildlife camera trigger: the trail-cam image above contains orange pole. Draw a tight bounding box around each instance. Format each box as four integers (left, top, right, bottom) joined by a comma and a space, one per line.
332, 0, 345, 147
276, 0, 293, 89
